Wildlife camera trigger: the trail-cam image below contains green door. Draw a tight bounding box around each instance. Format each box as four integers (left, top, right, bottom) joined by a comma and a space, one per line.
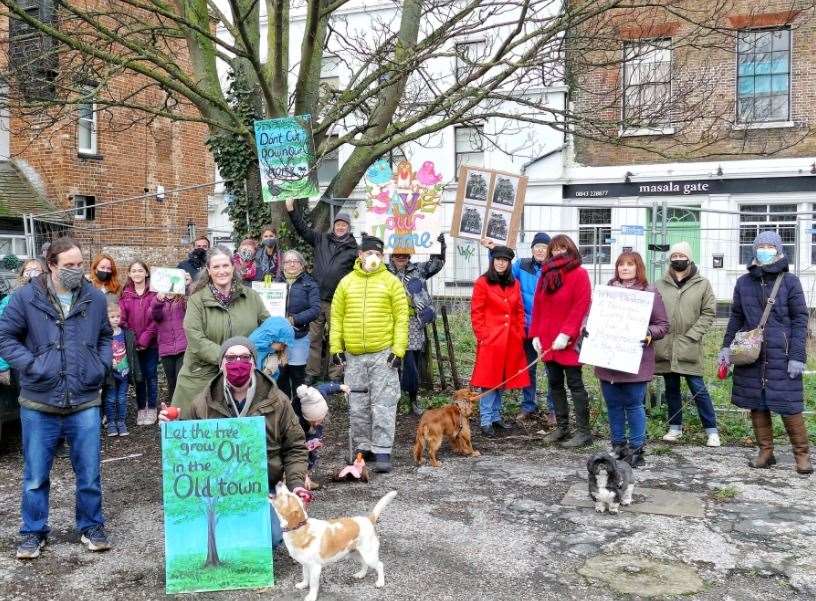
647, 206, 701, 280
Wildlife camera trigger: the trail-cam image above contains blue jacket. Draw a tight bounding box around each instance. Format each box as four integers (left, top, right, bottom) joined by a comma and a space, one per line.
249, 316, 296, 369
723, 258, 808, 415
512, 258, 543, 332
276, 272, 321, 339
0, 276, 113, 409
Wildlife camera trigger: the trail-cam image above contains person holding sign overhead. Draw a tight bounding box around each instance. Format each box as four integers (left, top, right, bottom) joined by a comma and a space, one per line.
171, 247, 269, 419
592, 251, 669, 468
529, 235, 593, 448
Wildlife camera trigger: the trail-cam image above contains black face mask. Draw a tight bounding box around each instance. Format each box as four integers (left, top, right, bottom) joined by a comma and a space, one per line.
670, 259, 690, 272
190, 248, 207, 263
95, 270, 112, 282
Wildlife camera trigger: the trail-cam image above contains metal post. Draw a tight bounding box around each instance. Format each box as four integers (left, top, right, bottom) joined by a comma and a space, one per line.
592, 226, 599, 286
795, 215, 801, 277
22, 212, 30, 257
649, 202, 659, 283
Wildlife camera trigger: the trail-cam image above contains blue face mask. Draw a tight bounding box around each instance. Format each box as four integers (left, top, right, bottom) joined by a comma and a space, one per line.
756, 248, 777, 265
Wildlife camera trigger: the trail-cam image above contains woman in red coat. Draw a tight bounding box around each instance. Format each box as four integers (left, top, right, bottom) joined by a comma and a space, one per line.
529, 234, 592, 447
471, 245, 529, 437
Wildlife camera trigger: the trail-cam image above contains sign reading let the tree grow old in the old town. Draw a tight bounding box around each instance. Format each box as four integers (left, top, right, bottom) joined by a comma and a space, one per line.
161, 417, 273, 594
254, 115, 319, 202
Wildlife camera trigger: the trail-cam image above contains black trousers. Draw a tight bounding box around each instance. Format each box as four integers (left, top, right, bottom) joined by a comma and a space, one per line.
161, 353, 185, 404
278, 364, 309, 434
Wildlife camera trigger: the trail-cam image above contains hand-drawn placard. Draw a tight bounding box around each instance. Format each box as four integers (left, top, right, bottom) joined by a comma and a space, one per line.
150, 267, 187, 295
578, 285, 655, 375
162, 417, 273, 594
449, 166, 528, 248
361, 159, 444, 254
254, 115, 319, 202
251, 281, 287, 317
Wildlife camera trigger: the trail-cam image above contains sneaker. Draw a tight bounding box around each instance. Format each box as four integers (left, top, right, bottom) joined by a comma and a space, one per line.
706, 432, 721, 447
662, 429, 683, 442
136, 409, 146, 426
117, 421, 129, 437
146, 408, 158, 425
16, 534, 46, 559
481, 425, 497, 438
80, 525, 112, 552
106, 427, 118, 438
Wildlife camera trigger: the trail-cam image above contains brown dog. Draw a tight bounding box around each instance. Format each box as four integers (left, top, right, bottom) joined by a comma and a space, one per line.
413, 388, 481, 467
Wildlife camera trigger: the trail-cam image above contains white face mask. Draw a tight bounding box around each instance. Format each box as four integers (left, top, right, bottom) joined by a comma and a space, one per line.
363, 254, 382, 271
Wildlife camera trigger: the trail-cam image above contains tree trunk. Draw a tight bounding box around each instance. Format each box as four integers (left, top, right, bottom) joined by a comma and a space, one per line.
204, 507, 220, 567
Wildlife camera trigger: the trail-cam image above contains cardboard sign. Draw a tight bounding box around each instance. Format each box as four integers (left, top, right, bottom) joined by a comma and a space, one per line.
578, 285, 655, 375
361, 159, 444, 254
251, 282, 287, 317
449, 166, 528, 248
254, 115, 319, 202
161, 417, 273, 594
150, 267, 187, 295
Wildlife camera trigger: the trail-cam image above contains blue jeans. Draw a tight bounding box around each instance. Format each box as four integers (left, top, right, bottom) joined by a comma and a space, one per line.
521, 339, 556, 414
104, 378, 129, 429
480, 389, 503, 428
20, 406, 104, 537
663, 373, 718, 432
600, 381, 647, 449
135, 347, 159, 409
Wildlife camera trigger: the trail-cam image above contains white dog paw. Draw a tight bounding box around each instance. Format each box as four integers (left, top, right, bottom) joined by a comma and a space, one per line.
375, 578, 385, 588
609, 505, 620, 514
295, 581, 308, 590
621, 499, 632, 506
304, 593, 318, 601
353, 569, 367, 580
594, 504, 606, 513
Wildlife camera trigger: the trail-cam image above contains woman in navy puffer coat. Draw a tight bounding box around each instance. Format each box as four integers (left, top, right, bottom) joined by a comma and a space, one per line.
721, 231, 811, 475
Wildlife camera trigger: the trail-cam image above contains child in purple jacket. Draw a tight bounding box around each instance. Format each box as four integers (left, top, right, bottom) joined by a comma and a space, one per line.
151, 288, 189, 405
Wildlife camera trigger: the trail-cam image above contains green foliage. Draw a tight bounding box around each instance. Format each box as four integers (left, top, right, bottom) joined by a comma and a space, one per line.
166, 549, 273, 594
710, 486, 740, 503
2, 254, 21, 271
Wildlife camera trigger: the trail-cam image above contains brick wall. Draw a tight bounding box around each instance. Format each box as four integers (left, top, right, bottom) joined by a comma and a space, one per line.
570, 1, 816, 166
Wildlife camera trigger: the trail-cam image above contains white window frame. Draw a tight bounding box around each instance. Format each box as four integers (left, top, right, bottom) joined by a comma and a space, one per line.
0, 234, 29, 257
454, 125, 484, 174
73, 194, 96, 221
738, 203, 797, 265
621, 39, 673, 136
77, 90, 97, 155
736, 28, 791, 124
578, 208, 613, 265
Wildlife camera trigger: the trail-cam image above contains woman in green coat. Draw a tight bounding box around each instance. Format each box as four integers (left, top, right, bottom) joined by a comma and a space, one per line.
171, 247, 269, 417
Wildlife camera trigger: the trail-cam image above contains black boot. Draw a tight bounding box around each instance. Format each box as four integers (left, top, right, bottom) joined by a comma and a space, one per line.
542, 386, 570, 444
561, 384, 593, 448
624, 445, 646, 468
374, 453, 392, 474
612, 442, 629, 460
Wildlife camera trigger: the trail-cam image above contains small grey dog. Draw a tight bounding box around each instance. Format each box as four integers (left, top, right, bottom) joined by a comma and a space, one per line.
587, 452, 635, 514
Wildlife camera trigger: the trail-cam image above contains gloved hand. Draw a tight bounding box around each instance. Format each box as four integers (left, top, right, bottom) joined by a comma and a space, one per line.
387, 353, 402, 369
293, 486, 313, 505
532, 337, 542, 353
552, 333, 570, 351
0, 370, 10, 386
640, 334, 653, 348
438, 232, 447, 255
717, 347, 731, 366
788, 360, 805, 379
332, 352, 346, 367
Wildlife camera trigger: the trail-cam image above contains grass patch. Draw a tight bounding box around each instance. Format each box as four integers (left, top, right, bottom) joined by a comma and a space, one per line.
166, 549, 273, 594
710, 485, 740, 503
650, 445, 674, 456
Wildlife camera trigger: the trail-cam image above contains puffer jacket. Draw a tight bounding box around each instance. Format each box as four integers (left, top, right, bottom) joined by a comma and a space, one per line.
0, 275, 112, 410
287, 207, 358, 301
511, 258, 543, 332
654, 267, 716, 376
119, 282, 158, 349
723, 257, 807, 415
151, 296, 188, 357
330, 260, 409, 357
276, 271, 320, 339
189, 371, 308, 491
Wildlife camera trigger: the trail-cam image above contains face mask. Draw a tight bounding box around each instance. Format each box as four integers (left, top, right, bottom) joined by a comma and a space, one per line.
191, 248, 207, 263
670, 259, 689, 272
239, 249, 254, 261
225, 361, 253, 388
95, 270, 112, 282
59, 267, 85, 291
23, 269, 41, 281
363, 254, 382, 271
756, 249, 777, 265
264, 238, 276, 248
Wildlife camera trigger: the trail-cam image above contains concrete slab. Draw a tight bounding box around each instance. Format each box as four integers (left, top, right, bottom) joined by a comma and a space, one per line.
561, 482, 706, 518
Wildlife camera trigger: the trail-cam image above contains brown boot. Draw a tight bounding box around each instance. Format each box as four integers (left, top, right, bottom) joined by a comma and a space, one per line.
781, 413, 814, 475
749, 410, 776, 468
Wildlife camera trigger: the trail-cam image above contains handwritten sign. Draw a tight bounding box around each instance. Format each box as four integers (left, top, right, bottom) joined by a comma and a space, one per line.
162, 417, 273, 594
252, 282, 287, 317
150, 267, 187, 295
254, 115, 319, 202
578, 285, 654, 375
361, 159, 443, 254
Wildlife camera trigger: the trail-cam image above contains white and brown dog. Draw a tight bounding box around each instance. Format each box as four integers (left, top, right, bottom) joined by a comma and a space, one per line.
270, 482, 397, 601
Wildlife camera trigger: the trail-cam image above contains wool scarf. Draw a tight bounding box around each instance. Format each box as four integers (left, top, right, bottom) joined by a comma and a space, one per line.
209, 283, 234, 308
539, 254, 582, 293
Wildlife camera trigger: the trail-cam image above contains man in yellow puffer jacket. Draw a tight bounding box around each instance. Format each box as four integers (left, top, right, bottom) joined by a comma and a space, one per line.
330, 235, 409, 473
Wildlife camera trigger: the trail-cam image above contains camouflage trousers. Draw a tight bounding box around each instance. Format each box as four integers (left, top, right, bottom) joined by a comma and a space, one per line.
345, 349, 400, 455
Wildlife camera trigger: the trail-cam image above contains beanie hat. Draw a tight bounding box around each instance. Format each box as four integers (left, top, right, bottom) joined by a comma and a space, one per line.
753, 230, 784, 257
491, 245, 515, 261
361, 236, 384, 253
296, 385, 329, 422
219, 336, 258, 365
334, 212, 352, 225
668, 241, 693, 261
531, 232, 551, 248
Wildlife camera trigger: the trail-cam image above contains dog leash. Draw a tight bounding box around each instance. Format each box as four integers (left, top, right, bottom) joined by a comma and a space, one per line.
473, 347, 551, 400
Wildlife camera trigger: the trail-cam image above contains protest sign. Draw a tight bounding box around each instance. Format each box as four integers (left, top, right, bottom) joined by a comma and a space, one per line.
449, 166, 528, 248
251, 281, 287, 317
254, 115, 319, 202
578, 285, 655, 375
361, 159, 444, 254
150, 267, 187, 295
162, 417, 273, 594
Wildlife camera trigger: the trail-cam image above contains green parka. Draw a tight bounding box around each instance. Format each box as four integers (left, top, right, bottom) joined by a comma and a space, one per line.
654, 267, 716, 376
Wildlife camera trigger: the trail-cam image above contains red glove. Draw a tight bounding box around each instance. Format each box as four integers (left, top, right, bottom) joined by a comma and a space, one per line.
293, 486, 313, 505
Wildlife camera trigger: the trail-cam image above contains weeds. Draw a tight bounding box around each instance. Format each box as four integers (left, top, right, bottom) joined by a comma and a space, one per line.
710, 486, 740, 503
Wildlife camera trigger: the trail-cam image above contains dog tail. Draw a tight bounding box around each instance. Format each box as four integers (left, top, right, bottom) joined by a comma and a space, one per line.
412, 424, 427, 464
369, 490, 397, 524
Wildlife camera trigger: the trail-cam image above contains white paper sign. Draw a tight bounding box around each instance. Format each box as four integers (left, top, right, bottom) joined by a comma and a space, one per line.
149, 267, 187, 295
578, 285, 654, 375
252, 282, 287, 317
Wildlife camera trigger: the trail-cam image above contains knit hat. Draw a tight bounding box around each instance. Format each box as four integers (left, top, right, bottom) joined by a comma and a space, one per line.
296, 385, 329, 422
668, 241, 693, 260
492, 245, 515, 261
219, 336, 258, 365
334, 212, 352, 225
753, 230, 784, 257
531, 232, 551, 248
361, 235, 384, 253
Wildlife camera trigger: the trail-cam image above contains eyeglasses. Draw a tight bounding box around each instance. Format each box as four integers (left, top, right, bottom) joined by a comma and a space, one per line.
224, 354, 253, 363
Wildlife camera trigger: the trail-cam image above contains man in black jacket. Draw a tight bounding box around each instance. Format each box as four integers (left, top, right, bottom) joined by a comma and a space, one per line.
285, 198, 358, 382
176, 236, 210, 281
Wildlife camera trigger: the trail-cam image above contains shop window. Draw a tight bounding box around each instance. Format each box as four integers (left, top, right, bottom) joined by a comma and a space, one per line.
74, 195, 96, 220
454, 126, 484, 173
317, 135, 339, 185
739, 203, 796, 264
578, 208, 612, 265
737, 29, 790, 123
622, 39, 672, 130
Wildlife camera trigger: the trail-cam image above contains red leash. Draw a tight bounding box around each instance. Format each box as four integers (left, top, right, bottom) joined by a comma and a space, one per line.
474, 347, 551, 400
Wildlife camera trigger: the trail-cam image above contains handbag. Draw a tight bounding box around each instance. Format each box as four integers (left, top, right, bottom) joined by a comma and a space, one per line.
729, 274, 783, 366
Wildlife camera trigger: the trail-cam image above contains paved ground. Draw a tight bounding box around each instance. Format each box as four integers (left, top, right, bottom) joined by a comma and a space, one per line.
0, 408, 814, 601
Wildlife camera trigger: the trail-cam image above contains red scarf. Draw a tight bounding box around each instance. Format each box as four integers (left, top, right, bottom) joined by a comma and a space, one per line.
539, 254, 582, 293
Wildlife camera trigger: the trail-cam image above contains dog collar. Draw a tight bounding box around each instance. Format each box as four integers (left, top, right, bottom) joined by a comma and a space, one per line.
283, 519, 308, 533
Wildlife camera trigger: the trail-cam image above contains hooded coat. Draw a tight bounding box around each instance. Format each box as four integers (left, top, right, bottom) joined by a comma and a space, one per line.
118, 282, 158, 349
